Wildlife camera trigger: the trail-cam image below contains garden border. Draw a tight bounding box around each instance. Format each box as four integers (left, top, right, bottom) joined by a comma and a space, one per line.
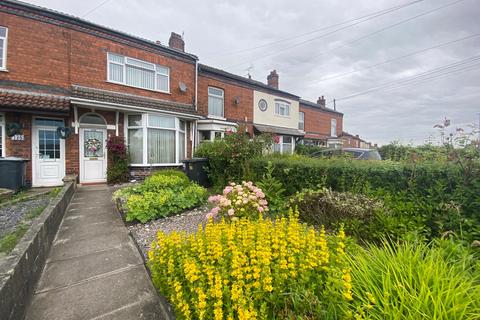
0, 181, 76, 320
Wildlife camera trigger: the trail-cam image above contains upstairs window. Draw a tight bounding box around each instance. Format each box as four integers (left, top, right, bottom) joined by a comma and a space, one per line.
107, 53, 170, 93
299, 112, 305, 130
0, 27, 8, 70
275, 100, 290, 117
331, 118, 337, 137
208, 87, 224, 117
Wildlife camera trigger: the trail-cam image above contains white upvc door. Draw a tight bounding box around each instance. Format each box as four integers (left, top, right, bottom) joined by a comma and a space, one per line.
32, 126, 65, 187
79, 128, 107, 183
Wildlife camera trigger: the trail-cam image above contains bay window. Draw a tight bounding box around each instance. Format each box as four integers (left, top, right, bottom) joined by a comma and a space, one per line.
126, 114, 186, 165
208, 87, 224, 117
108, 53, 170, 93
275, 100, 290, 117
0, 27, 7, 70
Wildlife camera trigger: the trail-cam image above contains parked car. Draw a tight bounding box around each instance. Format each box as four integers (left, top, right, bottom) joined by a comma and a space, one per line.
311, 148, 382, 160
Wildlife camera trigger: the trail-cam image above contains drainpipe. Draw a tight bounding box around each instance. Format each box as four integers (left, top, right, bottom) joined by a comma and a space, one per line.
195, 59, 198, 111
193, 59, 199, 154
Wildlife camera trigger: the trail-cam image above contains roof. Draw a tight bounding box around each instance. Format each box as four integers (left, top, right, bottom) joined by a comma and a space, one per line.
254, 124, 304, 136
1, 0, 197, 62
71, 85, 198, 116
340, 131, 359, 138
299, 99, 343, 115
199, 64, 300, 100
0, 88, 69, 112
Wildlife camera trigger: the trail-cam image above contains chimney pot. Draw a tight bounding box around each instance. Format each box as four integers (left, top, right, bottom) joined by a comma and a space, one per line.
155, 40, 161, 45
317, 96, 326, 107
267, 70, 279, 89
168, 32, 185, 52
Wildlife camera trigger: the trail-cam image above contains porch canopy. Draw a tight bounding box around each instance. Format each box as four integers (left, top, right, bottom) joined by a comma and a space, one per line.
0, 88, 69, 114
254, 124, 305, 137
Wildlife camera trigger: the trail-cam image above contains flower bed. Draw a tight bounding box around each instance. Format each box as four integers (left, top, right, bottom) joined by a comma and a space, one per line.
113, 170, 207, 223
148, 215, 354, 319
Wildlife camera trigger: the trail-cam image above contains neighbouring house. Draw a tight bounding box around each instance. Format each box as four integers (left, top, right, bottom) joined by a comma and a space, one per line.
0, 0, 201, 186
197, 66, 304, 154
341, 131, 373, 149
299, 97, 343, 148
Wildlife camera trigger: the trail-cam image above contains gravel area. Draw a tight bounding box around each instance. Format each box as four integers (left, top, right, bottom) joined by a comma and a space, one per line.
0, 196, 51, 238
128, 205, 210, 258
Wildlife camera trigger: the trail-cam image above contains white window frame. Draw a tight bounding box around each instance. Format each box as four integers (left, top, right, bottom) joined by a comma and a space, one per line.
331, 118, 337, 137
207, 87, 225, 119
273, 135, 295, 154
275, 100, 290, 117
125, 113, 186, 166
0, 113, 5, 157
107, 53, 170, 93
299, 111, 305, 130
0, 26, 8, 71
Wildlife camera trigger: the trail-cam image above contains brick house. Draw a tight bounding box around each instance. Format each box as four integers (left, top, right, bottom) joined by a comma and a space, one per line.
197, 66, 304, 153
0, 0, 349, 188
341, 132, 372, 149
0, 0, 202, 186
299, 97, 343, 148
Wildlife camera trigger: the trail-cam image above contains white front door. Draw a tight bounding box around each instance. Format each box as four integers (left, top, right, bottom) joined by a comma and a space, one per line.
32, 125, 66, 187
80, 128, 107, 183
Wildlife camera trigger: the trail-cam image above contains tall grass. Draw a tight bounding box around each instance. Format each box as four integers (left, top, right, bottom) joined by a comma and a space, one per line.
348, 240, 480, 319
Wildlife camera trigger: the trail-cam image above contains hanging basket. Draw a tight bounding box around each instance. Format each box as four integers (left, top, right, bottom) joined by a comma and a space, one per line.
56, 126, 73, 139
6, 122, 22, 137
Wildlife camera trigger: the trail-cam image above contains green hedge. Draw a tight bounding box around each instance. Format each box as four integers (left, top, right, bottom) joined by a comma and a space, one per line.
249, 156, 462, 196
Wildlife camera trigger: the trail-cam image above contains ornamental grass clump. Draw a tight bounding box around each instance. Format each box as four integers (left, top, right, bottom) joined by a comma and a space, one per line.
148, 214, 355, 319
206, 182, 269, 221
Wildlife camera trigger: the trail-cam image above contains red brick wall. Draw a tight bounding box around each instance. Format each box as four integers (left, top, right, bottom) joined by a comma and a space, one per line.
300, 105, 343, 138
198, 73, 254, 134
4, 113, 32, 184
342, 136, 361, 148
0, 12, 196, 104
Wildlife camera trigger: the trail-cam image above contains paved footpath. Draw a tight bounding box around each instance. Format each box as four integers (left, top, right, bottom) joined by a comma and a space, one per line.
25, 185, 168, 320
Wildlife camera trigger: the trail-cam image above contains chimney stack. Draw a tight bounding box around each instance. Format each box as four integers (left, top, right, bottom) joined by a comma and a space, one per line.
267, 70, 279, 89
317, 96, 326, 107
168, 32, 185, 52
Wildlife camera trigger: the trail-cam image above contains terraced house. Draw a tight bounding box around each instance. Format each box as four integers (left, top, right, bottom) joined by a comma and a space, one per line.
0, 0, 346, 187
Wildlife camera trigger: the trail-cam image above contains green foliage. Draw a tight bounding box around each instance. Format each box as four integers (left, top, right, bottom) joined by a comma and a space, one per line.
289, 187, 385, 241
348, 240, 480, 319
294, 144, 327, 156
194, 129, 273, 190
256, 161, 286, 216
0, 224, 28, 254
114, 170, 207, 223
106, 135, 130, 184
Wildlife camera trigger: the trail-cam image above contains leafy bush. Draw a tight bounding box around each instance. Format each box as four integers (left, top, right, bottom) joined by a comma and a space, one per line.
348, 240, 480, 319
149, 215, 356, 319
289, 188, 385, 240
255, 161, 287, 216
295, 144, 326, 156
106, 135, 130, 184
114, 170, 207, 223
206, 181, 269, 221
194, 129, 273, 190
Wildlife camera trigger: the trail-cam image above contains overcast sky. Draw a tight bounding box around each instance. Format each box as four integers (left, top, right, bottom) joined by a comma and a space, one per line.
27, 0, 480, 145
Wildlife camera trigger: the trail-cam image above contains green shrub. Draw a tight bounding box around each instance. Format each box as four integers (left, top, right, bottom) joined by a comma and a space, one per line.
289, 188, 385, 239
114, 170, 207, 223
348, 240, 480, 319
295, 144, 326, 156
194, 129, 273, 190
106, 135, 130, 184
256, 161, 287, 216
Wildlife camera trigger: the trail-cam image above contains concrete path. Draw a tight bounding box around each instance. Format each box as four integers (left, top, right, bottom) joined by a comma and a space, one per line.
24, 185, 167, 320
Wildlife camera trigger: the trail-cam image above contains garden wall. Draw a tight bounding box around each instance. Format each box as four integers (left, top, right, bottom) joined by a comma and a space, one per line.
0, 182, 76, 320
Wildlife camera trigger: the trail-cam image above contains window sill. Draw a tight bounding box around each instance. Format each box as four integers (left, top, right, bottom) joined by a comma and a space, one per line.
274, 114, 290, 118
106, 80, 171, 95
0, 69, 9, 73
129, 163, 183, 167
207, 115, 227, 121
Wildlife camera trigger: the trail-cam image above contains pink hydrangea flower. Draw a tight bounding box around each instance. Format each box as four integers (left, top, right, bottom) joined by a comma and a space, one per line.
228, 209, 235, 216
258, 206, 264, 212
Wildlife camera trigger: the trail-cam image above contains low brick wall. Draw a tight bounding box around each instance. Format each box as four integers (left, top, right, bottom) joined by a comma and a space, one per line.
0, 182, 76, 320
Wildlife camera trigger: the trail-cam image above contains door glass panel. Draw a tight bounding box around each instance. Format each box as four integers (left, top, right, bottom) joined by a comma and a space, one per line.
39, 129, 60, 160
84, 130, 104, 158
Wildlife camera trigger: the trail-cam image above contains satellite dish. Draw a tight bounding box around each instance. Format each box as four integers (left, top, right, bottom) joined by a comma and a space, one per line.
179, 82, 188, 92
